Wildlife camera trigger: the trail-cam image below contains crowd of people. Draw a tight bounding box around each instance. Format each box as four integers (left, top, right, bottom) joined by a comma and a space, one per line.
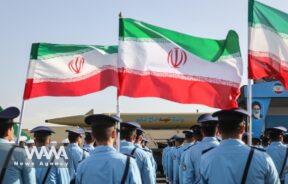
1, 106, 288, 184
162, 110, 288, 184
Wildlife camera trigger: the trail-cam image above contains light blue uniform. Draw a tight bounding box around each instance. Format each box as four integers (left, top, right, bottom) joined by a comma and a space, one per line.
83, 144, 94, 154
135, 143, 157, 180
0, 139, 36, 184
162, 146, 170, 177
182, 137, 219, 184
76, 145, 142, 184
179, 143, 195, 184
172, 143, 192, 184
66, 143, 88, 181
200, 139, 280, 184
32, 146, 70, 184
266, 141, 288, 182
120, 140, 155, 184
167, 147, 176, 183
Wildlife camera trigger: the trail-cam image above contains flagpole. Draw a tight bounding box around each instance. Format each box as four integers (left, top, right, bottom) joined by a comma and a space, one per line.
116, 12, 122, 152
16, 54, 32, 144
247, 0, 253, 146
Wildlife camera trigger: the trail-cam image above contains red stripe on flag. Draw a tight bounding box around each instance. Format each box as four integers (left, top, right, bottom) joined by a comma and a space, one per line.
23, 69, 118, 100
118, 71, 240, 109
248, 54, 288, 89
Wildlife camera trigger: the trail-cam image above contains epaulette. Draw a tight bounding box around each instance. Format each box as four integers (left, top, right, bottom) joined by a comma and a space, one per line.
184, 144, 195, 152
123, 153, 136, 159
143, 149, 152, 153
82, 148, 89, 153
202, 147, 216, 155
250, 146, 266, 152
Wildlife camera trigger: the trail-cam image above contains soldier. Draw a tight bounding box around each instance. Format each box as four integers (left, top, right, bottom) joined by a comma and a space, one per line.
0, 106, 36, 184
168, 135, 184, 184
26, 139, 35, 148
120, 122, 155, 184
266, 126, 288, 183
162, 139, 174, 180
182, 113, 219, 184
76, 114, 141, 183
30, 126, 70, 184
179, 130, 195, 184
83, 129, 95, 153
65, 127, 88, 181
200, 108, 279, 184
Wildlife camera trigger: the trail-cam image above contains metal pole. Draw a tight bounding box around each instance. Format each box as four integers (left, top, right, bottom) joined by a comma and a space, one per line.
247, 0, 253, 146
16, 54, 32, 144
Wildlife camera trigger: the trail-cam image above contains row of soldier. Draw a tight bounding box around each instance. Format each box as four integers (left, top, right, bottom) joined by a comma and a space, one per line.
162, 110, 288, 184
0, 107, 157, 184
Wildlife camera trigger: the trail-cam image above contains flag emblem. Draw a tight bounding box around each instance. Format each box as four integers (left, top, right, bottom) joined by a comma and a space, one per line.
68, 55, 85, 74
167, 48, 187, 68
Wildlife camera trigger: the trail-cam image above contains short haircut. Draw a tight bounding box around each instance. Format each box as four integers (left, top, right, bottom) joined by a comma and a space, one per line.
84, 132, 94, 143
34, 132, 51, 144
201, 122, 217, 137
68, 132, 81, 143
91, 124, 114, 142
269, 131, 283, 141
0, 120, 13, 138
120, 127, 136, 140
218, 121, 244, 135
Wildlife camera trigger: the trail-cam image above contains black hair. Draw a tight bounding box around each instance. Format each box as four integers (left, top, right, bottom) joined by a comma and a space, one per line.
34, 132, 51, 144
201, 122, 217, 137
91, 124, 114, 143
120, 127, 137, 140
269, 131, 283, 142
218, 121, 244, 136
68, 132, 81, 143
0, 120, 13, 138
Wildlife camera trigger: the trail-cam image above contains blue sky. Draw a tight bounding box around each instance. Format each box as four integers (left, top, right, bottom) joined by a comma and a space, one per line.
0, 0, 287, 129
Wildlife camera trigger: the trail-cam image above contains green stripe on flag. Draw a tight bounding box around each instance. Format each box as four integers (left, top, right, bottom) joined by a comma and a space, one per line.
31, 43, 118, 60
119, 18, 241, 62
249, 0, 288, 36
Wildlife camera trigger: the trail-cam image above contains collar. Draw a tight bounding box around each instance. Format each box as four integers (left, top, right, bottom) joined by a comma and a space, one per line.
121, 140, 135, 147
202, 137, 218, 143
0, 138, 10, 143
220, 138, 244, 146
92, 145, 116, 154
135, 143, 142, 148
270, 141, 283, 146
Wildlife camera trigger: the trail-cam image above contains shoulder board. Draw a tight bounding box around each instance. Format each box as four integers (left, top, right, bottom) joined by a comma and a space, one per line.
143, 149, 152, 153
82, 148, 89, 152
184, 144, 195, 152
123, 153, 136, 159
250, 146, 266, 152
202, 147, 216, 155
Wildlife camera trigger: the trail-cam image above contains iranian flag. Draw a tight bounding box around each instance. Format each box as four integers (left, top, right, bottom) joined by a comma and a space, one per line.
118, 18, 243, 109
24, 43, 118, 100
249, 0, 288, 89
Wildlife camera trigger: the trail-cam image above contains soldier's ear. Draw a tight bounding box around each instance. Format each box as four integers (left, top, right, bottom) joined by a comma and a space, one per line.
111, 128, 116, 139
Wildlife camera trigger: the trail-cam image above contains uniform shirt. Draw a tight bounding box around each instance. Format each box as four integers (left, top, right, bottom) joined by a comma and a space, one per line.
66, 143, 88, 180
120, 140, 155, 184
162, 146, 170, 177
167, 147, 176, 182
172, 143, 192, 184
182, 137, 219, 184
0, 138, 36, 184
32, 146, 70, 184
179, 143, 195, 184
200, 139, 280, 184
83, 143, 94, 154
135, 143, 157, 180
76, 145, 142, 184
266, 141, 288, 181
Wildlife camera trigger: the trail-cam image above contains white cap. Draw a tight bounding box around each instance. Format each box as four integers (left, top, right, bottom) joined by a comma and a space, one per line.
61, 138, 69, 144
50, 140, 57, 144
20, 136, 27, 142
26, 139, 35, 144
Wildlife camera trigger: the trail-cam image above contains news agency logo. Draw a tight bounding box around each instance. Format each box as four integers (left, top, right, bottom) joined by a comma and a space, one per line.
13, 146, 68, 168
24, 146, 68, 160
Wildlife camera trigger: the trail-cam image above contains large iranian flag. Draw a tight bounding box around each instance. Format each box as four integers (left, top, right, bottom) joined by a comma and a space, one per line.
249, 0, 288, 88
118, 18, 243, 109
24, 43, 118, 100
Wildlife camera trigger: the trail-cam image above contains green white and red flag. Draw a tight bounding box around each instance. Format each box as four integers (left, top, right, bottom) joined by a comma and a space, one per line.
24, 43, 118, 100
118, 18, 243, 109
249, 0, 288, 89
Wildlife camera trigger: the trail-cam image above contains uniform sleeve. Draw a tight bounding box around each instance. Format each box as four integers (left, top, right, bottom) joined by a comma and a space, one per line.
199, 155, 209, 184
265, 155, 281, 184
127, 158, 142, 184
182, 150, 195, 184
141, 154, 155, 184
21, 149, 37, 184
75, 162, 84, 184
167, 151, 174, 182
